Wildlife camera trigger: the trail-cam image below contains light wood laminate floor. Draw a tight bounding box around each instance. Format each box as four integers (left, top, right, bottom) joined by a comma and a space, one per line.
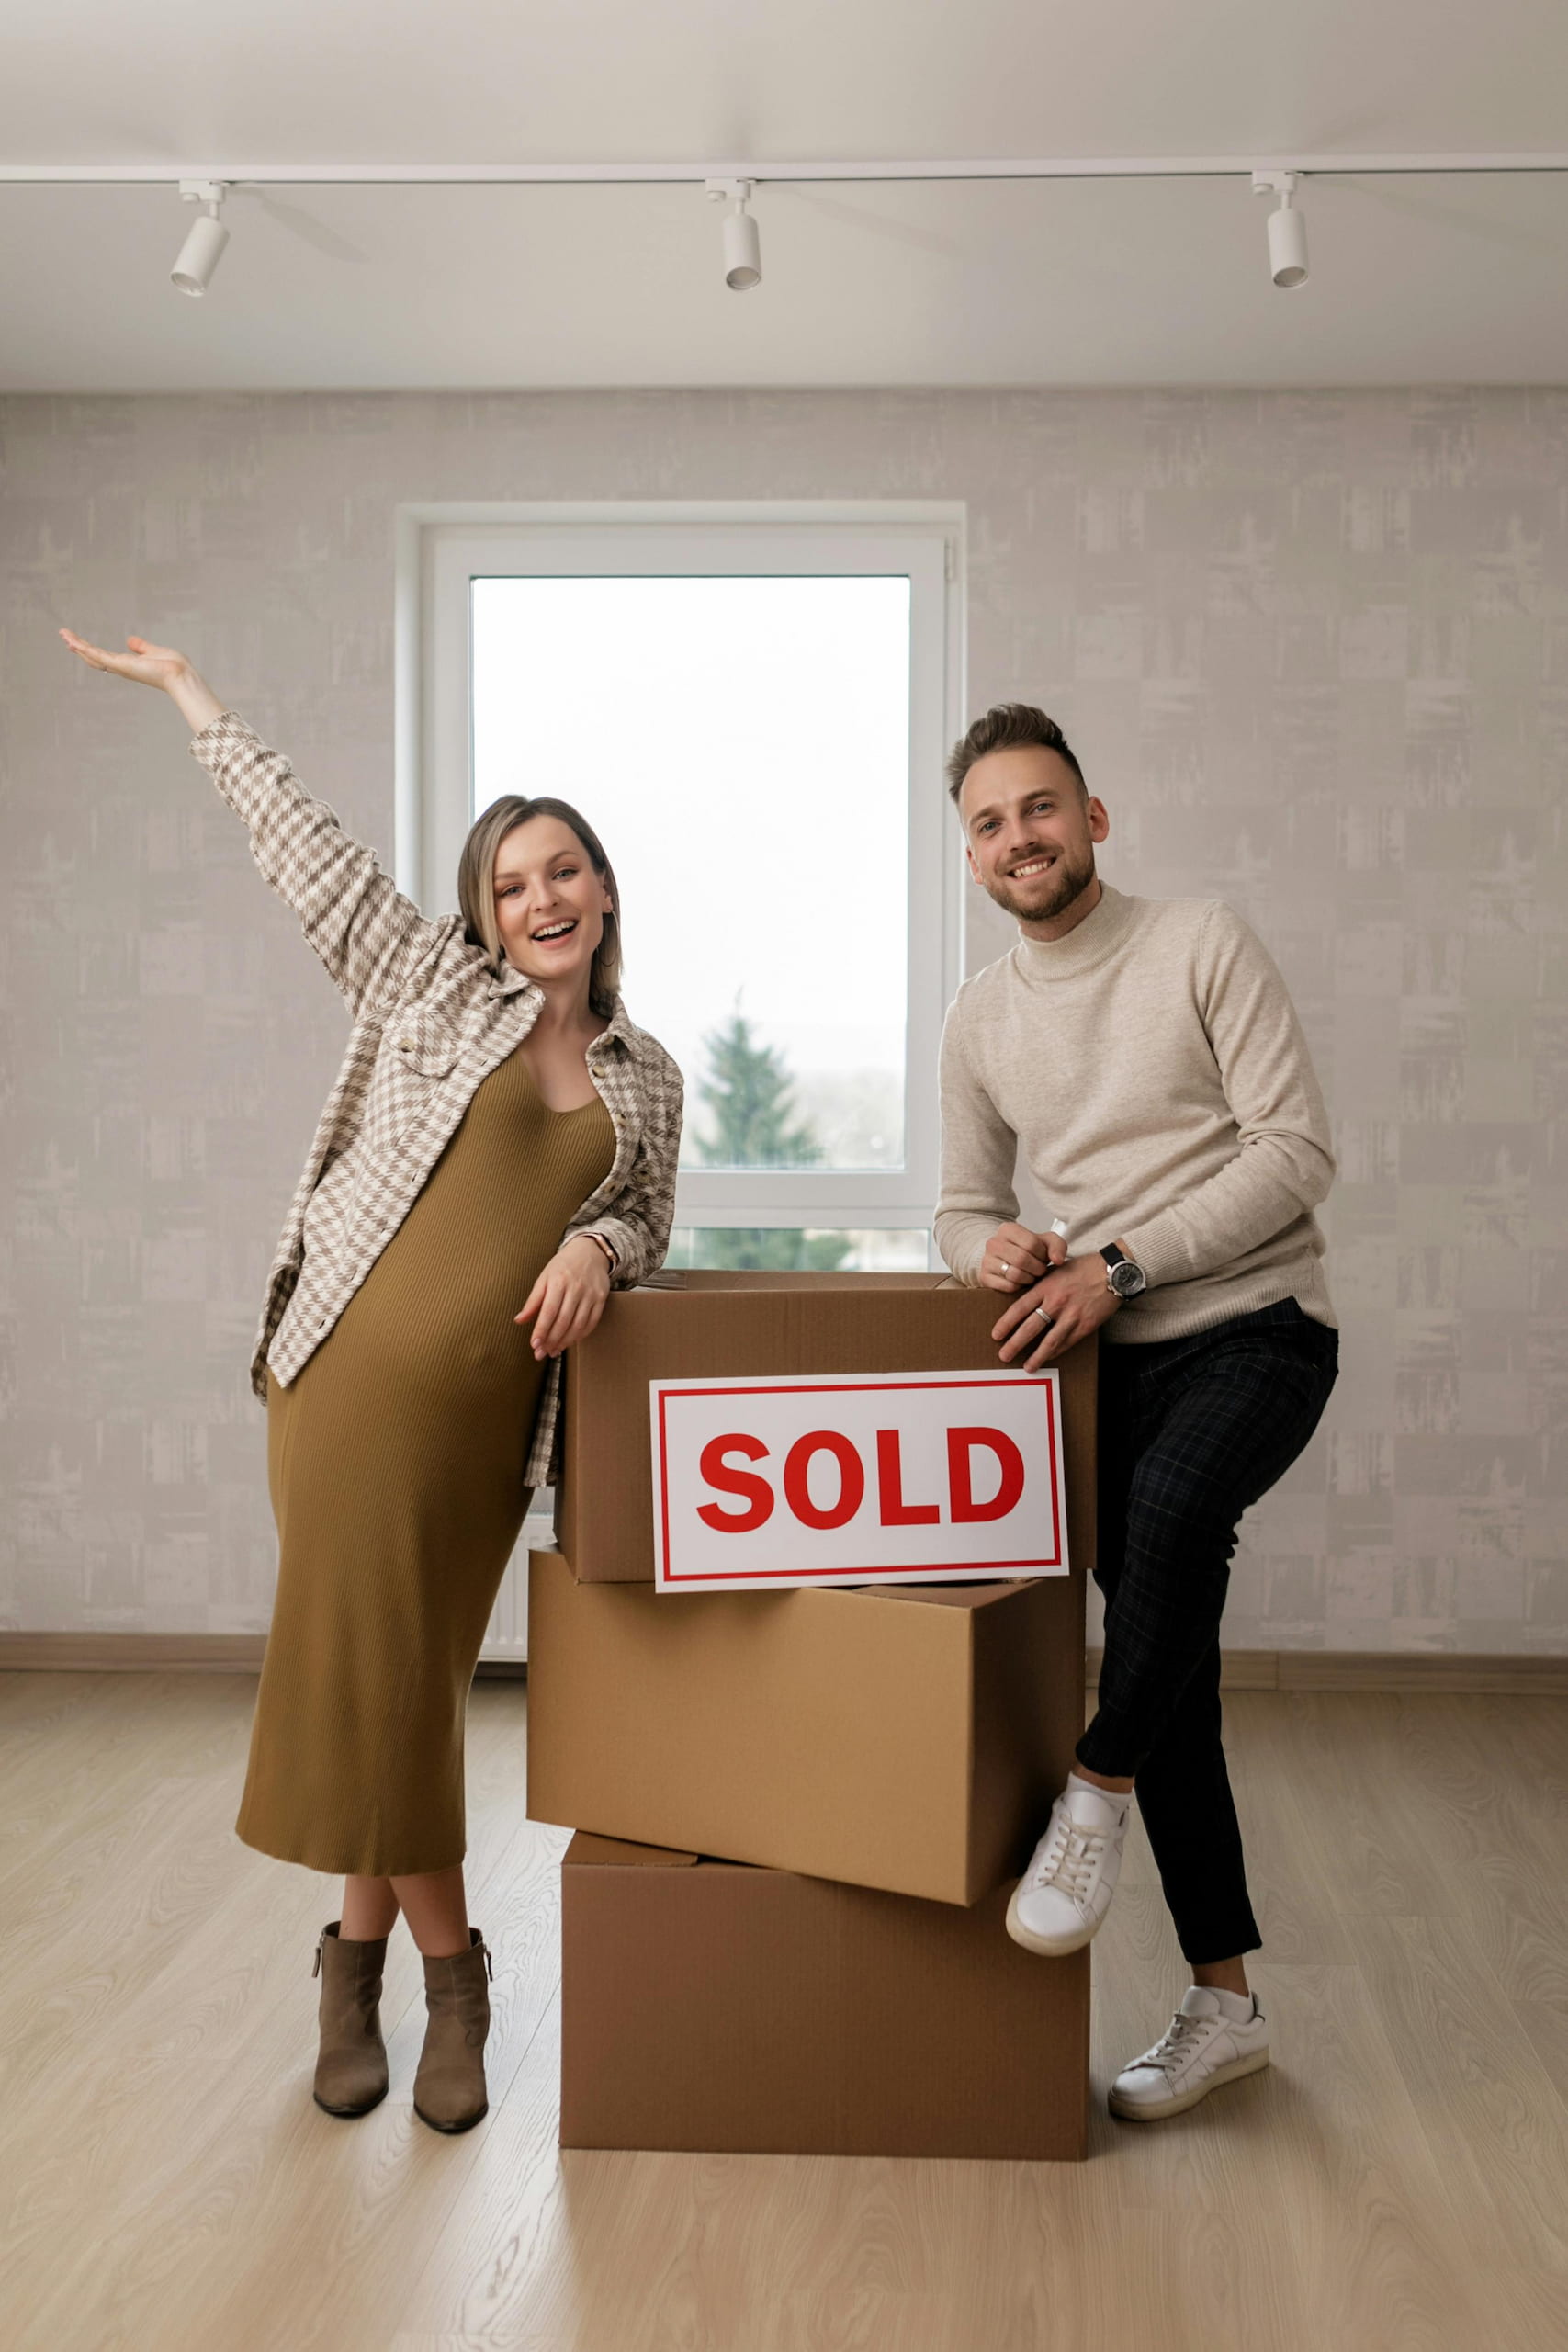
2, 1670, 1565, 2351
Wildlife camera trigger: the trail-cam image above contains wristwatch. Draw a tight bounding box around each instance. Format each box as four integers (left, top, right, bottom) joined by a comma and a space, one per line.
1100, 1243, 1147, 1299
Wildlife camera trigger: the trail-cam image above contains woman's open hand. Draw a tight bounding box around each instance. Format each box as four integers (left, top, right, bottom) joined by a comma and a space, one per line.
513, 1235, 613, 1361
60, 629, 190, 689
59, 630, 225, 732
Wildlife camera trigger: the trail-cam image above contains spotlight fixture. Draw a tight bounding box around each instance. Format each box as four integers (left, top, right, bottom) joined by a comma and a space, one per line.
171, 179, 230, 297
1251, 169, 1308, 289
705, 177, 761, 291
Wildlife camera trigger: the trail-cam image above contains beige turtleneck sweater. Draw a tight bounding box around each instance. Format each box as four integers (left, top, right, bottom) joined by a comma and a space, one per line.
935, 882, 1337, 1342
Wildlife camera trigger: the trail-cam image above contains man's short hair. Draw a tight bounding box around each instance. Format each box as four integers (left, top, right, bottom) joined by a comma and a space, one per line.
945, 703, 1087, 808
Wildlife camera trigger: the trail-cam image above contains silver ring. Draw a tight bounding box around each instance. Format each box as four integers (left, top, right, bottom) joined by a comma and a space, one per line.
1033, 1306, 1052, 1328
1001, 1260, 1011, 1276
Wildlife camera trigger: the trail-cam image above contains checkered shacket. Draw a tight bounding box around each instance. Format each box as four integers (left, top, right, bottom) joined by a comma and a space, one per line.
190, 712, 683, 1486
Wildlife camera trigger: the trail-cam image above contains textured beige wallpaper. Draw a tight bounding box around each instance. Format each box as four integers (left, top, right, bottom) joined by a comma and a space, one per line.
2, 387, 1563, 1652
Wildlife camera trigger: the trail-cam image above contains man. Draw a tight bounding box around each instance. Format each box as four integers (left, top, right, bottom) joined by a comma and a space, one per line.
936, 703, 1338, 2123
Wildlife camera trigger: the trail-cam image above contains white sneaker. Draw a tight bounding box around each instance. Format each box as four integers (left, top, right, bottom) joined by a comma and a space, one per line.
1109, 1986, 1271, 2120
1005, 1781, 1129, 1956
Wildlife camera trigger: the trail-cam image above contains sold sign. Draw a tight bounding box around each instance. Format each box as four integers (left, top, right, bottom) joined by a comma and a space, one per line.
650, 1369, 1068, 1593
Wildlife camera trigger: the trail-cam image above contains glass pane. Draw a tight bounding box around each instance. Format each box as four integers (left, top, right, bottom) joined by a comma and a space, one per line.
470, 573, 910, 1171
666, 1227, 930, 1273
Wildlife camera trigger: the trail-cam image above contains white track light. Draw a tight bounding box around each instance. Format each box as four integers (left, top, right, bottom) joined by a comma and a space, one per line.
724, 203, 761, 291
171, 180, 230, 296
706, 177, 761, 291
1251, 169, 1308, 288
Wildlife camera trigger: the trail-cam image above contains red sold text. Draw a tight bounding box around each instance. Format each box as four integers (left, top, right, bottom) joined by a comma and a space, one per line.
695, 1425, 1026, 1534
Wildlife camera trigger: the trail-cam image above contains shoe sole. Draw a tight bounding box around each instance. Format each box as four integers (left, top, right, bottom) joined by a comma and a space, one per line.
313, 2084, 389, 2119
412, 2099, 489, 2135
1108, 2045, 1270, 2121
1004, 1881, 1103, 1958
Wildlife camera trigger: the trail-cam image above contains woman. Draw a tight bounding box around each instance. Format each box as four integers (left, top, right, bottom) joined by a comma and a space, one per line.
60, 628, 682, 2133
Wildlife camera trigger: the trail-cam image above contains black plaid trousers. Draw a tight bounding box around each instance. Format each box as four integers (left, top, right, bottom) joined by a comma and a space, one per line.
1076, 1297, 1339, 1965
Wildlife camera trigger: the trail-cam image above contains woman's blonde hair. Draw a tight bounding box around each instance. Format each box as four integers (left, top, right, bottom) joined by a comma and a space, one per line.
457, 797, 623, 1020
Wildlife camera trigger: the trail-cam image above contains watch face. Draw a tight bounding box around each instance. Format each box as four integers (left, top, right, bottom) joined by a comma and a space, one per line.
1110, 1261, 1146, 1297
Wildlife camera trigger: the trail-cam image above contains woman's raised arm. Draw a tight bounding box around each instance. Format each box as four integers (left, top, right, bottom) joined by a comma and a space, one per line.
61, 629, 441, 1018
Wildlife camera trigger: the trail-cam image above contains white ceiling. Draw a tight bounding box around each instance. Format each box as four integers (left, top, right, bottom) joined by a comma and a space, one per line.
5, 0, 1568, 391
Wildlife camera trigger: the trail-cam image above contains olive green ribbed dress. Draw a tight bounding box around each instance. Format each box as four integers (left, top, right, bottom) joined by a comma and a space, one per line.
237, 1046, 615, 1878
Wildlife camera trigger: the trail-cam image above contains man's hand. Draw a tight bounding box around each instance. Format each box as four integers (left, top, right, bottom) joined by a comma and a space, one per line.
978, 1220, 1067, 1295
993, 1251, 1122, 1370
514, 1234, 613, 1361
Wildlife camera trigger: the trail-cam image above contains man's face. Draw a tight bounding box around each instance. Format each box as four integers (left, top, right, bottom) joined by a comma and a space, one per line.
958, 745, 1108, 927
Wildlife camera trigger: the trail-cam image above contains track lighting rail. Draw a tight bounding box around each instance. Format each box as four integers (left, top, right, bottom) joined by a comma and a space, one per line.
12, 152, 1562, 301
6, 153, 1568, 187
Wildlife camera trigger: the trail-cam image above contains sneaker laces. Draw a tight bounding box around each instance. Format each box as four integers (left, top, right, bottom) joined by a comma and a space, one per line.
1135, 2011, 1222, 2077
1027, 1810, 1111, 1905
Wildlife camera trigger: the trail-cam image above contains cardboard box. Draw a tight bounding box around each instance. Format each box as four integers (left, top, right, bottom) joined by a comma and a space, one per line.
526, 1544, 1087, 1904
558, 1272, 1089, 1585
559, 1832, 1089, 2161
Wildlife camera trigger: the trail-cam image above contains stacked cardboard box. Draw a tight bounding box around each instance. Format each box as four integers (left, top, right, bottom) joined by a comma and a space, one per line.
528, 1272, 1093, 2161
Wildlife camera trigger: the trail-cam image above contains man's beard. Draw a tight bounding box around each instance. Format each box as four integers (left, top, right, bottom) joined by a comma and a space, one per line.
983, 843, 1097, 925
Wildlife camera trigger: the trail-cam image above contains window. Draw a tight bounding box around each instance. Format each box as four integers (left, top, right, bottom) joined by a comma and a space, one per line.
404, 504, 963, 1259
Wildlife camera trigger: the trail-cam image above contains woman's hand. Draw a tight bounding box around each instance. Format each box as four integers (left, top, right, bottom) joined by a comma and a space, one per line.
513, 1234, 613, 1361
978, 1220, 1066, 1295
59, 629, 225, 733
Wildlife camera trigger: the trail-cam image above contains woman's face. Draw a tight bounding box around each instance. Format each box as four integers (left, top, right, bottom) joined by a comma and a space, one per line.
492, 815, 614, 995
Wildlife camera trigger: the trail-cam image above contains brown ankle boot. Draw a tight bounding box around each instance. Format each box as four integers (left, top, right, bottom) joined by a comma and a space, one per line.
311, 1921, 389, 2118
412, 1929, 493, 2134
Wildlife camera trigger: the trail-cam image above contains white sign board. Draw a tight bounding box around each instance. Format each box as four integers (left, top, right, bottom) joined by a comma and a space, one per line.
650, 1368, 1069, 1594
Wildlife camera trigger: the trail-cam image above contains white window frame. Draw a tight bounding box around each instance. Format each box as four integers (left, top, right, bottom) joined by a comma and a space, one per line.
396, 500, 965, 1236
